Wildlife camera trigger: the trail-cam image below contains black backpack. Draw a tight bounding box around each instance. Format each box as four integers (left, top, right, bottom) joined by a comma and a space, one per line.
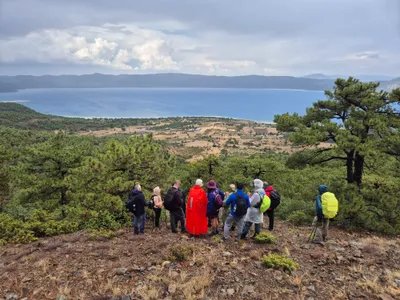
163, 188, 176, 211
125, 192, 138, 213
148, 195, 156, 209
269, 189, 281, 210
234, 193, 248, 216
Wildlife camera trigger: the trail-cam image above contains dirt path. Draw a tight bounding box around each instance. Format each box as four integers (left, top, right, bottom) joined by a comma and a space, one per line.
1, 221, 399, 300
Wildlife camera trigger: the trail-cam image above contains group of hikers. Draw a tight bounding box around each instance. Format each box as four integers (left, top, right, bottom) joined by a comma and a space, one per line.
126, 179, 338, 244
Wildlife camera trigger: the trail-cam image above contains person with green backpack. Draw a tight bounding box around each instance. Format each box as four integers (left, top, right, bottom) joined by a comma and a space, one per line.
241, 179, 271, 239
314, 184, 339, 244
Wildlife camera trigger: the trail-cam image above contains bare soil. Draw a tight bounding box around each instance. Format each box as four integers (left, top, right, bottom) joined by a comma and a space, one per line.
1, 220, 399, 300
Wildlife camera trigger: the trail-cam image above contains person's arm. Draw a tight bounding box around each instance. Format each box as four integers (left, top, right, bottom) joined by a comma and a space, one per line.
140, 193, 148, 207
249, 193, 260, 207
218, 189, 225, 200
316, 195, 323, 218
245, 195, 251, 208
224, 193, 234, 206
175, 190, 183, 207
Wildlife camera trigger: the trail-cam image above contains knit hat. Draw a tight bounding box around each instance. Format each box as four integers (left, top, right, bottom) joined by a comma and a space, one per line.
195, 179, 203, 187
206, 180, 217, 189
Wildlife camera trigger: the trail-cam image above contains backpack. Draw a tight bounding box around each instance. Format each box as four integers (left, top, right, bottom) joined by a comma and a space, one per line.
148, 195, 156, 209
163, 188, 176, 211
125, 193, 138, 213
234, 193, 248, 216
321, 192, 339, 219
269, 189, 281, 210
213, 190, 223, 209
256, 192, 271, 213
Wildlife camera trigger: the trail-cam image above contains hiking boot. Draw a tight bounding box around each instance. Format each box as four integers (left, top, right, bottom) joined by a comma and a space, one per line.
312, 240, 325, 246
221, 237, 227, 242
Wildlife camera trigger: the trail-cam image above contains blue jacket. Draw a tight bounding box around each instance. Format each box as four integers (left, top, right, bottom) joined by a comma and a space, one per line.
316, 185, 328, 217
224, 189, 250, 217
207, 188, 225, 215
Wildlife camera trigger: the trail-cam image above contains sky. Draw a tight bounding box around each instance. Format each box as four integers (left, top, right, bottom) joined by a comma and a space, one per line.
0, 0, 399, 77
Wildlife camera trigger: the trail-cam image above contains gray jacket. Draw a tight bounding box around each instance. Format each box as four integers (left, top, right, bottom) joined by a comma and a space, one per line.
245, 183, 264, 224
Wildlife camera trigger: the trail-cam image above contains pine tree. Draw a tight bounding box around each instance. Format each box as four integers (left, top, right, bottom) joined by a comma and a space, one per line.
274, 77, 400, 186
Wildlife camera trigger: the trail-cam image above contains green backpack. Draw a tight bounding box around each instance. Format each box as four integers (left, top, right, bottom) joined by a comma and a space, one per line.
256, 192, 271, 213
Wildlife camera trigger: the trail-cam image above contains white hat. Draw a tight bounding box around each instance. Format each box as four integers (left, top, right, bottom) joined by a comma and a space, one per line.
253, 179, 263, 190
195, 179, 203, 187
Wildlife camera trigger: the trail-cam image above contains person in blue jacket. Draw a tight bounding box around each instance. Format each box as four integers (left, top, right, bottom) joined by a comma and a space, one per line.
206, 180, 225, 235
314, 184, 330, 244
223, 182, 250, 241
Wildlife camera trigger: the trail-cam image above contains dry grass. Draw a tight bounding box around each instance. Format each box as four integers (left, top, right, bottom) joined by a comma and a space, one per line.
359, 236, 397, 249
35, 258, 49, 273
357, 276, 384, 294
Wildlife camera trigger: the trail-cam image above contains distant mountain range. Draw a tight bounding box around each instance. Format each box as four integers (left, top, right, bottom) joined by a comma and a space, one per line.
0, 73, 398, 93
302, 73, 396, 82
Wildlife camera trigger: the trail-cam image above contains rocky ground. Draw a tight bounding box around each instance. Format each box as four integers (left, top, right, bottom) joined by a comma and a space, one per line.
1, 220, 399, 300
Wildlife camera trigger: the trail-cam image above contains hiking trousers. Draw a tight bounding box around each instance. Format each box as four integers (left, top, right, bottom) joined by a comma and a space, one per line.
266, 209, 274, 230
170, 208, 186, 233
153, 208, 162, 227
316, 217, 329, 242
241, 221, 261, 238
133, 213, 146, 234
224, 215, 245, 239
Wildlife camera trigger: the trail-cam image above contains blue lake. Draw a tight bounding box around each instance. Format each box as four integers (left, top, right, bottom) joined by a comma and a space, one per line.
0, 88, 326, 121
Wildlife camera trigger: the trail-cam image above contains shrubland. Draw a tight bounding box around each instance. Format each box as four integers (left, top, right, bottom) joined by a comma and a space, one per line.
0, 77, 399, 245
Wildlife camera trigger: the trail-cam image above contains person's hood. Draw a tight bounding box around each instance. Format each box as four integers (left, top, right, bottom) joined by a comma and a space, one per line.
265, 185, 274, 192
253, 179, 264, 191
132, 189, 142, 196
318, 185, 328, 194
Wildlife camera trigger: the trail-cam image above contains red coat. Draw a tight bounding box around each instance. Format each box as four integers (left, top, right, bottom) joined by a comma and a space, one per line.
264, 186, 275, 211
186, 185, 208, 235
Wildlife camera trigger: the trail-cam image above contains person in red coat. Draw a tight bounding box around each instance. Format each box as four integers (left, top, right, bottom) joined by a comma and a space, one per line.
186, 179, 208, 236
264, 182, 276, 231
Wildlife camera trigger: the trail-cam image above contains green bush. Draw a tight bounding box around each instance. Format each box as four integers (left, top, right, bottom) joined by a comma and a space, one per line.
170, 245, 194, 262
286, 210, 311, 225
275, 198, 314, 222
261, 253, 299, 273
0, 239, 6, 247
84, 210, 122, 230
88, 229, 116, 240
254, 232, 277, 244
0, 213, 37, 244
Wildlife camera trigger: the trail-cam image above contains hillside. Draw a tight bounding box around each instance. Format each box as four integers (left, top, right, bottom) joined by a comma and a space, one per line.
1, 220, 399, 300
0, 102, 196, 132
382, 77, 400, 91
0, 82, 17, 93
0, 103, 308, 161
0, 73, 335, 91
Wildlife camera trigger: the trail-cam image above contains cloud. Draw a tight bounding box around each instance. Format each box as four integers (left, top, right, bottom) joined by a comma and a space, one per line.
0, 0, 399, 76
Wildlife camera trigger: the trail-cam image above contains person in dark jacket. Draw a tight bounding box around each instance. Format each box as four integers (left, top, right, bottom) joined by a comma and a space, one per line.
129, 183, 149, 234
168, 180, 187, 233
264, 182, 275, 231
206, 180, 225, 235
314, 184, 330, 244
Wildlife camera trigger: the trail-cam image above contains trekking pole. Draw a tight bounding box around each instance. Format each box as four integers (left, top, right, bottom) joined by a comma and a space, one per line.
307, 216, 318, 243
307, 224, 318, 243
